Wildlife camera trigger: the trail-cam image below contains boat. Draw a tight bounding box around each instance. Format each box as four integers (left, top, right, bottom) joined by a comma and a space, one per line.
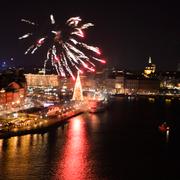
158, 122, 170, 133
85, 91, 109, 113
88, 98, 108, 113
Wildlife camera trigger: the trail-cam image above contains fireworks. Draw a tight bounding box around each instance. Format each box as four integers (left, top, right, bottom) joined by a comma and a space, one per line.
19, 15, 106, 80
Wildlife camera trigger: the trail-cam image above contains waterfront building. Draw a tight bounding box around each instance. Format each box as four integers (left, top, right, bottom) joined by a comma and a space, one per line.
103, 68, 160, 95
124, 77, 139, 95
0, 82, 26, 111
138, 78, 160, 94
25, 74, 61, 87
158, 71, 180, 95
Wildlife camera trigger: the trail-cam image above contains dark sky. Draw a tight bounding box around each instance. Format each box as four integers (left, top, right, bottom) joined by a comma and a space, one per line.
0, 1, 180, 71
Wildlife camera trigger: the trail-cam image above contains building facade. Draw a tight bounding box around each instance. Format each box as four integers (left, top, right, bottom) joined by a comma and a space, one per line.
25, 74, 61, 87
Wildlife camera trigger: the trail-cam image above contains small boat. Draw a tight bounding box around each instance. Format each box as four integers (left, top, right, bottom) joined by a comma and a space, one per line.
158, 122, 170, 133
88, 99, 107, 113
84, 90, 109, 113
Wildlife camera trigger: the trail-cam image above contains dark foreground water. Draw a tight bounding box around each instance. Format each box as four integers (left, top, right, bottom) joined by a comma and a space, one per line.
0, 97, 179, 180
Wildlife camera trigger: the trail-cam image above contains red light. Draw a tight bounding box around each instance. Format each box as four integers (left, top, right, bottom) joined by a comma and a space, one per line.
37, 38, 45, 45
101, 60, 106, 64
55, 117, 94, 179
54, 55, 59, 62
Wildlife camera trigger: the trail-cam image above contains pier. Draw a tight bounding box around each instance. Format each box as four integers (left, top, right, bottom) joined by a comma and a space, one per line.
0, 101, 86, 138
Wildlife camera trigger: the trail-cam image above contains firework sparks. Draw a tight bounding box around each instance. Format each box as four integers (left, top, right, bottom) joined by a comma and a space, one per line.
19, 15, 106, 78
21, 19, 35, 25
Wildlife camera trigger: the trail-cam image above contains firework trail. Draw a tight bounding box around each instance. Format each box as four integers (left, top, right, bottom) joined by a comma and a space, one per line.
19, 14, 106, 80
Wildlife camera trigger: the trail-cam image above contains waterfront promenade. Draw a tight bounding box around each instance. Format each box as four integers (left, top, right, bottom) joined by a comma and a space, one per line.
0, 101, 86, 138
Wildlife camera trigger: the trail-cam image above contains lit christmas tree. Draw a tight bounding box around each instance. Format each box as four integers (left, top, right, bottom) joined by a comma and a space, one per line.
72, 71, 84, 101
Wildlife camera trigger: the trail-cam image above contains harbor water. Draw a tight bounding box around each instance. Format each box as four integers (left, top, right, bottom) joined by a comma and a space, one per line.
0, 97, 179, 180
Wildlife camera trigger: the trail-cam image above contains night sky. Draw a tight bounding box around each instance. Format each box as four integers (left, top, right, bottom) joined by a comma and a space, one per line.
0, 1, 180, 71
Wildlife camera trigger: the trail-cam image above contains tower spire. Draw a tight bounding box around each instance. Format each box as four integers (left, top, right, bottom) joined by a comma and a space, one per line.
72, 71, 84, 101
148, 56, 152, 64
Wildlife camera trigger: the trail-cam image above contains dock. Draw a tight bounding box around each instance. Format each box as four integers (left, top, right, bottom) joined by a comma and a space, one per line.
0, 101, 86, 139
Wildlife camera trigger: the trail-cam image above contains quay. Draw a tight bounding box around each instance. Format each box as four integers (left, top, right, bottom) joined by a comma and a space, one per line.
0, 101, 86, 139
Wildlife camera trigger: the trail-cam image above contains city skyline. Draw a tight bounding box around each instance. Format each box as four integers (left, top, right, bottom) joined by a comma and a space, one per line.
0, 2, 179, 177
0, 1, 180, 71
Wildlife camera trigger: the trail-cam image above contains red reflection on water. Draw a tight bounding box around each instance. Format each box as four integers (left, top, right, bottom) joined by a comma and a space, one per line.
55, 116, 92, 180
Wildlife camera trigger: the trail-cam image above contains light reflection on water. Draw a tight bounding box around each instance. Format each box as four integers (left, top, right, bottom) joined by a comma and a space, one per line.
0, 98, 179, 179
0, 133, 49, 179
54, 115, 95, 180
0, 113, 99, 180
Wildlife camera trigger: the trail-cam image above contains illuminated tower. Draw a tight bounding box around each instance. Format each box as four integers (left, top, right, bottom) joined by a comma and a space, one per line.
148, 56, 152, 64
143, 57, 156, 78
72, 71, 84, 101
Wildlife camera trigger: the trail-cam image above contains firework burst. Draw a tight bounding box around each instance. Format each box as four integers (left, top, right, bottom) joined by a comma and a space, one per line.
19, 15, 106, 80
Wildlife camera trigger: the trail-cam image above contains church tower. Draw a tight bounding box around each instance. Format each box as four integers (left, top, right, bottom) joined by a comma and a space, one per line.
143, 57, 156, 78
